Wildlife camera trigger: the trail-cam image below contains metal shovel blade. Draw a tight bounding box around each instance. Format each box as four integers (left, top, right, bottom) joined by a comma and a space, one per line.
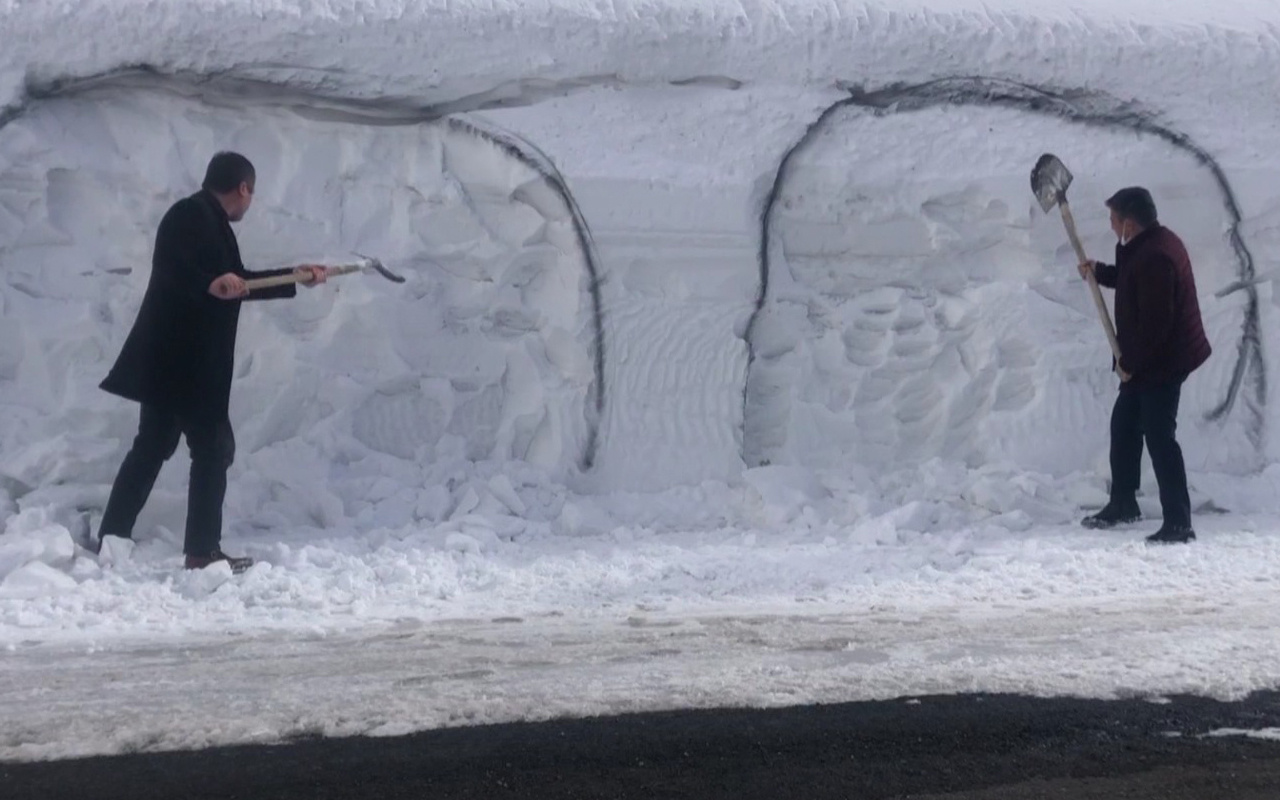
1031, 153, 1073, 213
353, 252, 406, 283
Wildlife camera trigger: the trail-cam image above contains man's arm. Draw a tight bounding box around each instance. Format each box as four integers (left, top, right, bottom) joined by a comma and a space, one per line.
153, 202, 228, 300
1078, 261, 1117, 288
237, 265, 298, 301
1092, 261, 1118, 288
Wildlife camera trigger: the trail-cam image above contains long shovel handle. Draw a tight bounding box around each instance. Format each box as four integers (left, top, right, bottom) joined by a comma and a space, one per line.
243, 263, 361, 291
1058, 200, 1124, 364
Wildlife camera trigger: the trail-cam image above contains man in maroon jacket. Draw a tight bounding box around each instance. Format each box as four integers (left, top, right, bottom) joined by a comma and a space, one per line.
1077, 187, 1212, 544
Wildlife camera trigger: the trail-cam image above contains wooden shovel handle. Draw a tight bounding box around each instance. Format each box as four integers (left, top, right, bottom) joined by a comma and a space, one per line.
1058, 200, 1124, 364
243, 263, 361, 291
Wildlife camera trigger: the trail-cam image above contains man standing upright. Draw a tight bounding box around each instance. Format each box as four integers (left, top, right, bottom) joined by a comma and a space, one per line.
97, 152, 327, 572
1077, 187, 1212, 543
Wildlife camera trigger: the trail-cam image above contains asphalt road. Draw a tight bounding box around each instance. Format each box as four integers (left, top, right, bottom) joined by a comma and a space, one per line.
5, 691, 1280, 799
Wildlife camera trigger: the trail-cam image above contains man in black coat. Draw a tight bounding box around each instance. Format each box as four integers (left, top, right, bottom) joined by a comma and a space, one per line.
1078, 187, 1212, 544
97, 152, 327, 572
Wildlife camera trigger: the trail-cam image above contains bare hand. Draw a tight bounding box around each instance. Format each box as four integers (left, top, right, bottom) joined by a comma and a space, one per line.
1117, 364, 1132, 382
293, 265, 328, 287
1078, 261, 1096, 280
209, 272, 248, 300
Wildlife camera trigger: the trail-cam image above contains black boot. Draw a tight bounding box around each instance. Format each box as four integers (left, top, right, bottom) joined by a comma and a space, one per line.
185, 549, 254, 574
1081, 499, 1141, 529
1146, 525, 1195, 544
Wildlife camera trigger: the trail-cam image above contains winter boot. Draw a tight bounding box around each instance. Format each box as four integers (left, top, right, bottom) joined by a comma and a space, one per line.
1146, 525, 1196, 544
185, 549, 254, 575
1080, 499, 1141, 529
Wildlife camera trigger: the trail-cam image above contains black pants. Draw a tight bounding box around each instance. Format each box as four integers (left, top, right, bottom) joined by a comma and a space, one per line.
98, 404, 235, 556
1109, 377, 1191, 529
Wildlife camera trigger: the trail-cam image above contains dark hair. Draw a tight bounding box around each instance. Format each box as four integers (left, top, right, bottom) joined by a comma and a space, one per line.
1105, 186, 1157, 228
202, 151, 255, 194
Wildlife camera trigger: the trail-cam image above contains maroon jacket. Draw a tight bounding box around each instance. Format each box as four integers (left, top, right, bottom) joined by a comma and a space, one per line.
1094, 224, 1211, 386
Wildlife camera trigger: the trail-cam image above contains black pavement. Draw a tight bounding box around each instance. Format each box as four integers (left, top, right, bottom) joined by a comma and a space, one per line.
5, 691, 1280, 799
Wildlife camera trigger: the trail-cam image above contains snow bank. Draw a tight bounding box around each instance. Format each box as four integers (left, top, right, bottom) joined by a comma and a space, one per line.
2, 3, 1278, 112
1, 1, 1277, 495
0, 0, 1279, 728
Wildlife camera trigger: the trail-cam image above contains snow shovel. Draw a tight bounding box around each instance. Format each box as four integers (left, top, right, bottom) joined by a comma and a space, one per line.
243, 253, 405, 292
1031, 154, 1124, 364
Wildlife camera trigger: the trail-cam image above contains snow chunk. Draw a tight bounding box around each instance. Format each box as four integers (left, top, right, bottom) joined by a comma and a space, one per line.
743, 465, 830, 524
487, 474, 528, 516
0, 560, 77, 598
0, 507, 76, 580
97, 534, 135, 568
175, 561, 234, 599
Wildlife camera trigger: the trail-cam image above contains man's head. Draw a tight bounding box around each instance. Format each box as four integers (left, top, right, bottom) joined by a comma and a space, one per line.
202, 151, 255, 221
1105, 186, 1157, 244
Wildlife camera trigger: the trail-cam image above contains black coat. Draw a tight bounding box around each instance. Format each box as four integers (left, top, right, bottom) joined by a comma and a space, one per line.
101, 190, 296, 420
1095, 224, 1211, 386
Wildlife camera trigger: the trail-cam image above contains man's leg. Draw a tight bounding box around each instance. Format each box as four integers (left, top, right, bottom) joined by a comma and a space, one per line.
1109, 385, 1145, 504
97, 404, 182, 543
181, 416, 236, 558
1142, 379, 1194, 542
181, 416, 253, 572
1083, 386, 1144, 528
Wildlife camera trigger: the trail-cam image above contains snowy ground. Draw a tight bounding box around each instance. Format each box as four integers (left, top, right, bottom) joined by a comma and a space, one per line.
4, 0, 1280, 763
5, 466, 1280, 760
5, 525, 1280, 761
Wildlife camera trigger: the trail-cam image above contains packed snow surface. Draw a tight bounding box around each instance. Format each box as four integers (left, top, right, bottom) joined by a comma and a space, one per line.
4, 0, 1280, 762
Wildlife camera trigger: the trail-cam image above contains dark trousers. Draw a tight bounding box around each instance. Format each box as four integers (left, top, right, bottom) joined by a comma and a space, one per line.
1109, 377, 1191, 529
98, 404, 236, 556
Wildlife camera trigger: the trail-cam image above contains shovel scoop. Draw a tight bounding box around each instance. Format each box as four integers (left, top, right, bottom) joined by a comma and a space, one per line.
1031, 153, 1075, 214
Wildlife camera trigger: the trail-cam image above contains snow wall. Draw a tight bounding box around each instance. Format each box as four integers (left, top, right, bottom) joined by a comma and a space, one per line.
2, 2, 1279, 522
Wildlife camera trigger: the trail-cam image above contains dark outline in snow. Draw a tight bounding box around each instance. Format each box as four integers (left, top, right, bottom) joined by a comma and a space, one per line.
746, 77, 1265, 465
446, 116, 606, 471
4, 66, 607, 472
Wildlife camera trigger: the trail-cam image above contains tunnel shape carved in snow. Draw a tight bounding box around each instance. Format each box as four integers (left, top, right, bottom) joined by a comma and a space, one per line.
746, 79, 1264, 476
0, 81, 605, 487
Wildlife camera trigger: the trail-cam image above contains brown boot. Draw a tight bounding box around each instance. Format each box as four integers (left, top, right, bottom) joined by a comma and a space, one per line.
185, 549, 254, 575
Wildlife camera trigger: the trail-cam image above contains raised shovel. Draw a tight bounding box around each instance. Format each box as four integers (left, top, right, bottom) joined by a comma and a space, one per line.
1031, 154, 1123, 364
243, 252, 405, 292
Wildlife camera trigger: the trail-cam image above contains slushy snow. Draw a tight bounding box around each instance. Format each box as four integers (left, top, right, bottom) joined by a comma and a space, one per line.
3, 0, 1280, 762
